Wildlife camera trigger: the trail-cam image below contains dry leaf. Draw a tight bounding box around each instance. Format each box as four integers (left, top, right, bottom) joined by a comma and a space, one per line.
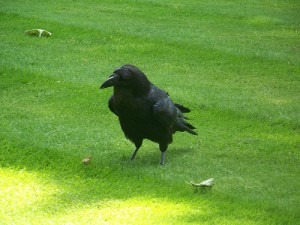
189, 178, 214, 188
82, 156, 92, 164
24, 29, 52, 37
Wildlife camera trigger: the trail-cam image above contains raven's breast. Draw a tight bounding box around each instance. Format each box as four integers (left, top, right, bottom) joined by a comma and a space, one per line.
118, 114, 172, 145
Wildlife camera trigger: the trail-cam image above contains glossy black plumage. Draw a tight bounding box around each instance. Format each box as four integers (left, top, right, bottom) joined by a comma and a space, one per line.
100, 64, 197, 165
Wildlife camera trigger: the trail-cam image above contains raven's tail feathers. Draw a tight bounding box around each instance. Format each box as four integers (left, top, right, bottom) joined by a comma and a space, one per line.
183, 121, 198, 135
178, 120, 198, 135
175, 103, 197, 135
175, 103, 191, 113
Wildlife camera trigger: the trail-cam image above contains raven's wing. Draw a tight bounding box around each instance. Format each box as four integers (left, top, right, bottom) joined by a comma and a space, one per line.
153, 97, 177, 131
151, 87, 197, 135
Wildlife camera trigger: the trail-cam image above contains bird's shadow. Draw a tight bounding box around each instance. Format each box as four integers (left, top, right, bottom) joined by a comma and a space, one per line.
119, 152, 159, 167
169, 146, 195, 159
172, 147, 193, 155
117, 146, 195, 167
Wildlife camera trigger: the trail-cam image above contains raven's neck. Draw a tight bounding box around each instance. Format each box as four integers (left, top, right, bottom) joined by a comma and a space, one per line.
113, 82, 150, 112
113, 87, 136, 112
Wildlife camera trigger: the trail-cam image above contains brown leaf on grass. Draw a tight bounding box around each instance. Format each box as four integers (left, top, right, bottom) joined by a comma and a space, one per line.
82, 156, 92, 165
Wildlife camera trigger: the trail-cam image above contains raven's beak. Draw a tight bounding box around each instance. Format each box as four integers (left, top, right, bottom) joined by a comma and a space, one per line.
100, 75, 117, 89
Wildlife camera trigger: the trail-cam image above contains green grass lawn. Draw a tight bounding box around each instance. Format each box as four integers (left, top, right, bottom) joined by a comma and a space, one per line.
0, 0, 299, 224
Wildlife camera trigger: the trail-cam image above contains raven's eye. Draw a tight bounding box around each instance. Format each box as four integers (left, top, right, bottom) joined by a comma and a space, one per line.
121, 70, 132, 80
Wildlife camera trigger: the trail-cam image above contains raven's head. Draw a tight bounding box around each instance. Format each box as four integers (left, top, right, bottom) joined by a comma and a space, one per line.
100, 64, 150, 93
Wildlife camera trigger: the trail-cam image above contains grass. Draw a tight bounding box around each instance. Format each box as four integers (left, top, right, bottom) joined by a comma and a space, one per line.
0, 0, 299, 224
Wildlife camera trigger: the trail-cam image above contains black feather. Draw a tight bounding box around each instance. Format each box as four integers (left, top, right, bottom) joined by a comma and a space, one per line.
100, 64, 197, 165
175, 103, 191, 113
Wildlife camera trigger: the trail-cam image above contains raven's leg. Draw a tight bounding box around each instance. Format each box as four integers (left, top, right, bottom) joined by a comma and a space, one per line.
160, 152, 166, 166
131, 140, 143, 161
159, 143, 168, 165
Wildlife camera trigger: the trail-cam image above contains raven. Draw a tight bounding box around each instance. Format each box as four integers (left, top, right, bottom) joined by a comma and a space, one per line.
100, 64, 197, 165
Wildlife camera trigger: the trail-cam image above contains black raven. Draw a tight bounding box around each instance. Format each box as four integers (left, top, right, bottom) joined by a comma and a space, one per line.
100, 64, 197, 165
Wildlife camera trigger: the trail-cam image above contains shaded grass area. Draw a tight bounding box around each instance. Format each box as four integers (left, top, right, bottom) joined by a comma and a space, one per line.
1, 0, 300, 224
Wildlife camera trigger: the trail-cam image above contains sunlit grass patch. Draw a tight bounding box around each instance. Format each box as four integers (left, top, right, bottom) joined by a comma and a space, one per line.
0, 168, 207, 225
0, 168, 60, 223
53, 198, 205, 225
